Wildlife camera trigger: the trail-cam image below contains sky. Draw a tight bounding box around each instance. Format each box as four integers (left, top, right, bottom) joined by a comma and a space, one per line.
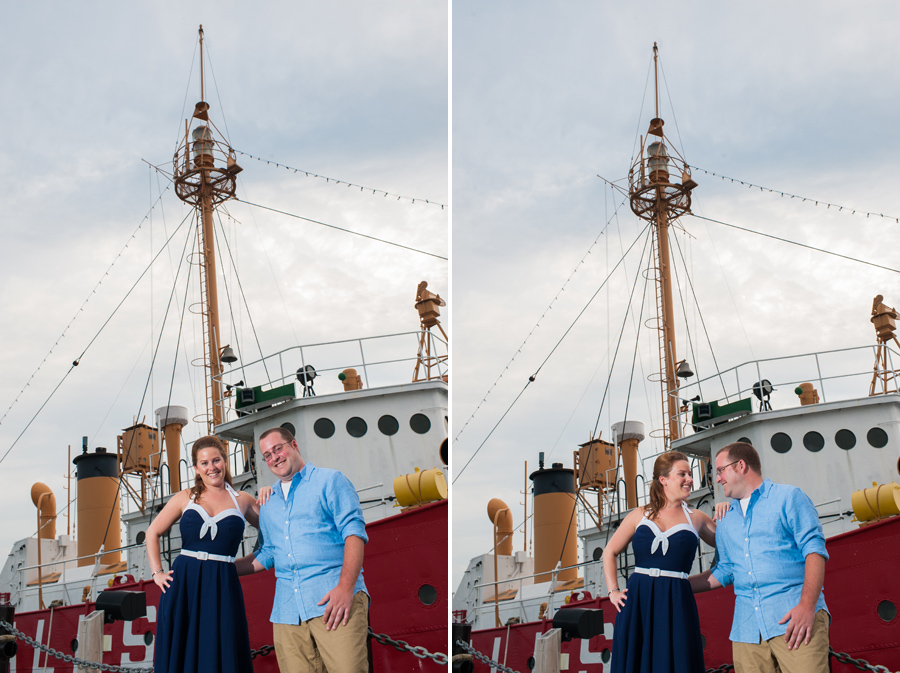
0, 3, 447, 558
451, 3, 900, 588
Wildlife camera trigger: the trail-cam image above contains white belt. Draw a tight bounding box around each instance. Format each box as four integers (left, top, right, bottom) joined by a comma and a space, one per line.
634, 566, 688, 580
180, 550, 235, 563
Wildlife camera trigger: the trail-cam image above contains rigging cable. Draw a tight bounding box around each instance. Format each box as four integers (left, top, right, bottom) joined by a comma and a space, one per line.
0, 213, 192, 468
668, 234, 704, 402
454, 195, 632, 445
174, 38, 200, 152
657, 55, 689, 168
234, 175, 303, 348
690, 213, 900, 275
453, 221, 651, 485
236, 198, 447, 260
213, 208, 274, 384
670, 230, 730, 401
591, 228, 654, 440
108, 212, 196, 543
564, 234, 655, 576
619, 239, 653, 445
0, 186, 174, 430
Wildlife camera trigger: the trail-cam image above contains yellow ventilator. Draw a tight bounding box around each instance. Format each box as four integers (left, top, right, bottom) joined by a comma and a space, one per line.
851, 482, 900, 521
393, 467, 447, 507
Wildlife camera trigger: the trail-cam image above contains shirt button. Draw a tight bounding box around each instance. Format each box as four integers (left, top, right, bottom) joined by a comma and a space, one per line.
755, 607, 758, 611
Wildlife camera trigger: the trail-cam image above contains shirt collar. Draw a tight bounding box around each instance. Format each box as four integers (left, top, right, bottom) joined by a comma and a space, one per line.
271, 463, 315, 492
728, 478, 772, 508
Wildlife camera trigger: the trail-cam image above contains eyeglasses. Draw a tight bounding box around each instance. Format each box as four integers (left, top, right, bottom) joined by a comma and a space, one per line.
715, 459, 741, 476
261, 441, 291, 463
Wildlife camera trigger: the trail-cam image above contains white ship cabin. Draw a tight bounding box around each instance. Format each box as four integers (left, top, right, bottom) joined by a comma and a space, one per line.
122, 332, 449, 575
455, 343, 900, 629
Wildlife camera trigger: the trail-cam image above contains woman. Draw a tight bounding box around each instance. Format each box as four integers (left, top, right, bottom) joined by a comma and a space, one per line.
147, 436, 262, 673
602, 451, 716, 673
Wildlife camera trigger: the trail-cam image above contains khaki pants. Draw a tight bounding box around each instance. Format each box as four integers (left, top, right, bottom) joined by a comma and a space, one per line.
733, 609, 830, 673
273, 591, 370, 673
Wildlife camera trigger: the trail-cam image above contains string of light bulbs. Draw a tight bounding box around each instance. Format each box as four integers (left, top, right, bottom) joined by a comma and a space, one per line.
689, 165, 900, 223
232, 149, 446, 209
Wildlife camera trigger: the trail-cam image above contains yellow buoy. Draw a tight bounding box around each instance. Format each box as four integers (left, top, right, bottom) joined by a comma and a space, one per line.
851, 482, 900, 521
393, 467, 447, 507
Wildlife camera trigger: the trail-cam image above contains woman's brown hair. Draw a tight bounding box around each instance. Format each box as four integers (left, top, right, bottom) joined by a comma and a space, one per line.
643, 451, 690, 520
189, 435, 233, 502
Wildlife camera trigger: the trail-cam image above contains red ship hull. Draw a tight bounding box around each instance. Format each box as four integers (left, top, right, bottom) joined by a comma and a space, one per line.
8, 500, 447, 672
468, 515, 900, 672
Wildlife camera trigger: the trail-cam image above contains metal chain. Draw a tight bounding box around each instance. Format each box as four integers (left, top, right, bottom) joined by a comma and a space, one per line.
5, 618, 894, 673
0, 619, 154, 673
454, 639, 521, 673
830, 648, 898, 673
704, 648, 900, 673
367, 627, 448, 665
250, 644, 275, 659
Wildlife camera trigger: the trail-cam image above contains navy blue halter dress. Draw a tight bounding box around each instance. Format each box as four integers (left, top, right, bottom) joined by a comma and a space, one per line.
154, 485, 253, 673
611, 504, 704, 673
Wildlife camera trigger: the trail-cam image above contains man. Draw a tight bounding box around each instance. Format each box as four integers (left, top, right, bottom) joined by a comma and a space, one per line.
236, 427, 369, 672
690, 442, 829, 672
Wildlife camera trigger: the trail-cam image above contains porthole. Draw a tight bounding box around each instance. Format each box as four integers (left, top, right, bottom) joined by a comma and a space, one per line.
378, 415, 399, 436
601, 649, 611, 663
280, 422, 296, 438
71, 638, 78, 653
835, 429, 856, 450
802, 432, 824, 452
527, 656, 536, 670
877, 600, 897, 622
410, 413, 432, 434
737, 437, 752, 445
418, 584, 438, 606
592, 547, 603, 561
347, 417, 368, 438
440, 438, 448, 465
136, 531, 146, 545
314, 418, 335, 439
868, 427, 889, 448
770, 432, 792, 454
143, 631, 154, 646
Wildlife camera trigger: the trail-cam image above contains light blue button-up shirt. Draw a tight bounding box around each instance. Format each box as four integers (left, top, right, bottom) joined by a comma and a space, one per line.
255, 464, 368, 624
711, 479, 828, 643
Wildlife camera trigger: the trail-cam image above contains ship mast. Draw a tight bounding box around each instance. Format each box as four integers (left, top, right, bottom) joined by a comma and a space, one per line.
627, 44, 697, 448
173, 25, 242, 432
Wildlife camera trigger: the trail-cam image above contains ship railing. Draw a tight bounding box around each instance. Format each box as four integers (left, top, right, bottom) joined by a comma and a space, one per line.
468, 559, 601, 624
9, 541, 148, 607
212, 330, 448, 416
671, 343, 900, 436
